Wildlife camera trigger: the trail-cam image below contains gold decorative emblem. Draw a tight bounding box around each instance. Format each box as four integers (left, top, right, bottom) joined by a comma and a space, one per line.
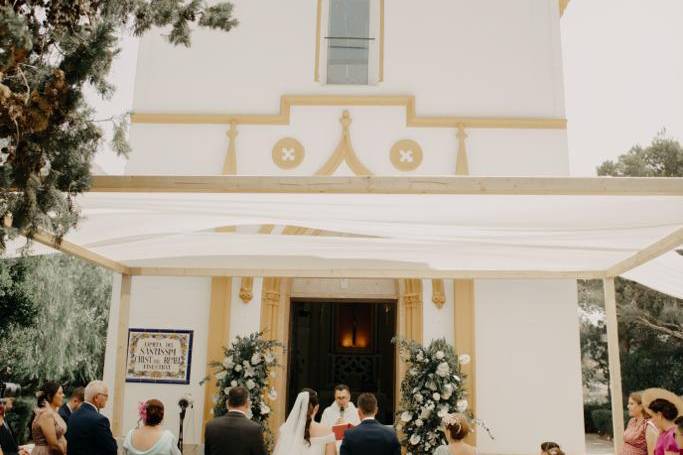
272, 137, 305, 169
390, 139, 423, 171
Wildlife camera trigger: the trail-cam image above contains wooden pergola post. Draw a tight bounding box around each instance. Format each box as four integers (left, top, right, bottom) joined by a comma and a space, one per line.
603, 277, 625, 452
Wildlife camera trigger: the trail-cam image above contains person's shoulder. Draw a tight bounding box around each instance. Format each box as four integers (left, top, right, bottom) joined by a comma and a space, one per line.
309, 422, 333, 438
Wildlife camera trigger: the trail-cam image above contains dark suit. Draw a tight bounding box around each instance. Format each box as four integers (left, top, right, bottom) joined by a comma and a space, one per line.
58, 404, 72, 424
65, 402, 117, 455
204, 411, 267, 455
0, 421, 19, 455
340, 419, 401, 455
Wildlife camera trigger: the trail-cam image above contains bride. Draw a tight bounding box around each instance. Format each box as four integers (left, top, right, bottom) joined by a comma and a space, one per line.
273, 388, 336, 455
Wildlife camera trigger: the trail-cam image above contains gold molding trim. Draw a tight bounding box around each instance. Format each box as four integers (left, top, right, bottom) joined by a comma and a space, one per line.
454, 279, 476, 445
131, 95, 568, 130
239, 277, 254, 303
431, 279, 445, 309
314, 0, 323, 82
203, 277, 232, 437
223, 121, 237, 175
379, 0, 385, 82
455, 124, 469, 176
390, 139, 423, 172
272, 137, 305, 170
559, 0, 570, 16
401, 279, 423, 343
315, 110, 373, 176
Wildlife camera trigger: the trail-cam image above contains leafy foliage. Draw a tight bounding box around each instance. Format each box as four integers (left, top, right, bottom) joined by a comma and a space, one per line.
205, 332, 282, 451
394, 337, 468, 455
0, 254, 112, 388
0, 257, 37, 336
0, 0, 237, 252
597, 130, 683, 177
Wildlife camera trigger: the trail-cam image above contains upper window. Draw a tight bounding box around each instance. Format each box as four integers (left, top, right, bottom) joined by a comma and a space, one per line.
319, 0, 381, 85
327, 0, 371, 85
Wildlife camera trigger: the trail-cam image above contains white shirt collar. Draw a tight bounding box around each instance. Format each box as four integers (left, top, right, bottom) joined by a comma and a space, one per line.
228, 408, 248, 417
362, 417, 375, 422
83, 402, 99, 412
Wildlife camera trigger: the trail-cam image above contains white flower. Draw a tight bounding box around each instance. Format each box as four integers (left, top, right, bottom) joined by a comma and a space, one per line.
456, 399, 468, 412
425, 442, 431, 450
435, 350, 445, 360
230, 380, 237, 387
400, 411, 413, 422
437, 406, 449, 418
409, 368, 418, 376
436, 362, 450, 377
442, 384, 453, 400
234, 364, 242, 372
246, 379, 256, 390
459, 354, 471, 365
215, 371, 227, 380
426, 380, 437, 391
415, 419, 423, 427
409, 434, 421, 445
452, 375, 460, 382
432, 392, 441, 402
414, 393, 424, 403
268, 388, 278, 401
223, 387, 232, 395
223, 358, 234, 368
244, 366, 255, 378
265, 352, 275, 364
251, 353, 262, 365
259, 402, 271, 415
242, 360, 250, 367
420, 406, 431, 419
416, 351, 424, 361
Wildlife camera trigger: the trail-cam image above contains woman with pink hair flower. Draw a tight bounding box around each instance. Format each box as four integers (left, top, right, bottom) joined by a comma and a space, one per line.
123, 399, 181, 455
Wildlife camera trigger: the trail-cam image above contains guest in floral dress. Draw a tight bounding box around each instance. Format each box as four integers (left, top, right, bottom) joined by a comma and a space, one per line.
643, 388, 683, 455
32, 382, 67, 455
621, 392, 654, 455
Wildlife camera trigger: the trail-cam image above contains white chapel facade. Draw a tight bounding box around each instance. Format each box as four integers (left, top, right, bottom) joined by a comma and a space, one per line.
103, 1, 584, 453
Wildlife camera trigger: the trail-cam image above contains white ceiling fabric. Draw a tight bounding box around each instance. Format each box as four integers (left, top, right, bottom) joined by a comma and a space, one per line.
6, 191, 682, 295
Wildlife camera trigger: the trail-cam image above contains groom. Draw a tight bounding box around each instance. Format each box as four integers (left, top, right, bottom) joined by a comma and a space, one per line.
205, 386, 267, 455
340, 393, 401, 455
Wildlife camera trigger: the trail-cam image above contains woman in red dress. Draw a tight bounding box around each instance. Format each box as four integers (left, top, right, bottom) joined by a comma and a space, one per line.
621, 392, 654, 455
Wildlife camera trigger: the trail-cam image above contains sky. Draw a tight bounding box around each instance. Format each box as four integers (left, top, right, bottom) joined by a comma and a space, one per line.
91, 0, 683, 176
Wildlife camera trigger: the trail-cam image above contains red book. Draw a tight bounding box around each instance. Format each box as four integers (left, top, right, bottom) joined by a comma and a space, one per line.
332, 423, 353, 441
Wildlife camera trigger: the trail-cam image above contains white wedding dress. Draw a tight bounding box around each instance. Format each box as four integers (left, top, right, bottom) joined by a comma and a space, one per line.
273, 391, 336, 455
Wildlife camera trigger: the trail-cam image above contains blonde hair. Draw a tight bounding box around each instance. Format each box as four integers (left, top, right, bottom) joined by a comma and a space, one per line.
629, 392, 649, 418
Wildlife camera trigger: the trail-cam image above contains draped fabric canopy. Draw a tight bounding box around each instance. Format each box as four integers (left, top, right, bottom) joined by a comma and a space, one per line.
8, 176, 683, 298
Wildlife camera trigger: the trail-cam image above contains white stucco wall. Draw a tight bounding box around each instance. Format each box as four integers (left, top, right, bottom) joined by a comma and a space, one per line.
474, 279, 584, 455
106, 276, 212, 443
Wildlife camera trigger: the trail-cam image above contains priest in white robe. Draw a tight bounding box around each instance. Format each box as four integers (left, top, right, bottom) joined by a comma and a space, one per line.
320, 384, 361, 427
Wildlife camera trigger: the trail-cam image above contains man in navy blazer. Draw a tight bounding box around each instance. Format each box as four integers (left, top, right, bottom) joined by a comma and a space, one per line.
65, 380, 117, 455
340, 393, 401, 455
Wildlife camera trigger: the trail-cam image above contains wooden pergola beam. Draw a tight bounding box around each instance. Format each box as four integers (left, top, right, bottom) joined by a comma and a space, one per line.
89, 175, 683, 196
127, 267, 606, 280
606, 227, 683, 277
31, 229, 131, 275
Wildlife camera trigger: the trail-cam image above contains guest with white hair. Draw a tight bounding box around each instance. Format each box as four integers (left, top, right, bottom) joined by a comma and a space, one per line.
65, 380, 117, 455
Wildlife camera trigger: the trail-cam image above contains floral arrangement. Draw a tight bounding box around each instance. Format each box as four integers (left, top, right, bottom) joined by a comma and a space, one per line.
205, 332, 282, 449
393, 337, 470, 455
137, 401, 148, 424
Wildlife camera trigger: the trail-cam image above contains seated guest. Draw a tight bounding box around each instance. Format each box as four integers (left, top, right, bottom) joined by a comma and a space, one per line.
123, 399, 180, 455
434, 413, 476, 455
643, 388, 683, 455
320, 384, 360, 427
32, 382, 67, 455
58, 388, 84, 425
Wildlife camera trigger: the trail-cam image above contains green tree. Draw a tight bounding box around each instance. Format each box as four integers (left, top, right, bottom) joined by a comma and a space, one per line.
0, 257, 37, 338
0, 254, 112, 387
0, 0, 238, 252
597, 130, 683, 177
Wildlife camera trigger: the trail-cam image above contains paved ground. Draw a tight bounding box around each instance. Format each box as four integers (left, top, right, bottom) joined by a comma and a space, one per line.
586, 433, 615, 455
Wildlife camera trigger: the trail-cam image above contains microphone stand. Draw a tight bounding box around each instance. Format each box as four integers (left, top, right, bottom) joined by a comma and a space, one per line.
178, 398, 189, 454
